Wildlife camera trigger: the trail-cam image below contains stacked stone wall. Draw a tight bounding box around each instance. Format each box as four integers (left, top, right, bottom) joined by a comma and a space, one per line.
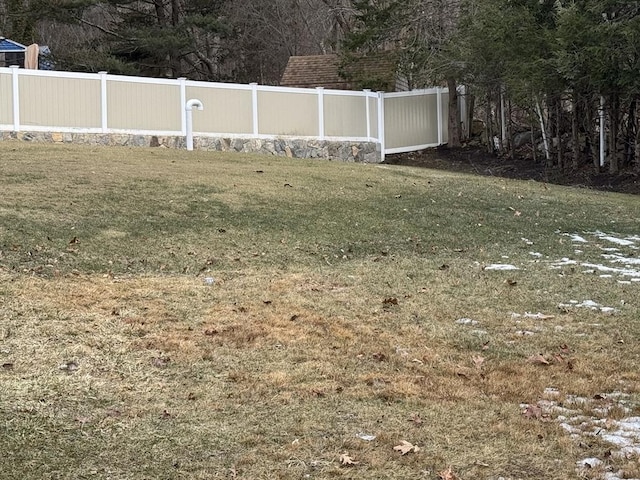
1, 131, 381, 163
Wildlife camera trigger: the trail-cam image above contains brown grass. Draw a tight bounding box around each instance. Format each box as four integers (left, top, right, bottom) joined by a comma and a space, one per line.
1, 142, 639, 479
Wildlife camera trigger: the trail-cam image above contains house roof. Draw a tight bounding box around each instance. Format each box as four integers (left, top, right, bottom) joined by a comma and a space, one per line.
280, 53, 399, 91
280, 54, 347, 89
0, 37, 26, 53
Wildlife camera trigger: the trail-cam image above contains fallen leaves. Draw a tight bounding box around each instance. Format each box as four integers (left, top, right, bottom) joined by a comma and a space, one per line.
527, 353, 551, 366
522, 404, 543, 420
393, 440, 420, 455
472, 354, 485, 370
339, 453, 358, 466
407, 413, 423, 426
438, 465, 459, 480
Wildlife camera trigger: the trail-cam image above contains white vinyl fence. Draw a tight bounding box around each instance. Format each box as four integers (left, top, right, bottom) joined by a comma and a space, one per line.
0, 66, 455, 160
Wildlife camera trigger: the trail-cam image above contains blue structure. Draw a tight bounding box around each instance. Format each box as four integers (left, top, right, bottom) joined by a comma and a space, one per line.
0, 37, 26, 67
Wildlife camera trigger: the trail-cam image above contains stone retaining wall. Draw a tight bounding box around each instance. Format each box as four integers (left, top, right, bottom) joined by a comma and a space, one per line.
1, 131, 382, 163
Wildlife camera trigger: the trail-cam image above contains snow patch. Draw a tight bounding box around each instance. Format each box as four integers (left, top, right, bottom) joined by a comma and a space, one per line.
484, 264, 519, 271
558, 300, 618, 314
456, 318, 479, 326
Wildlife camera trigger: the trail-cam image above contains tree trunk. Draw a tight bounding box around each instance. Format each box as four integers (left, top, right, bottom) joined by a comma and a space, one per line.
507, 98, 514, 160
635, 99, 640, 172
590, 97, 601, 172
465, 94, 475, 142
571, 94, 579, 169
546, 96, 555, 169
624, 98, 635, 169
446, 77, 461, 148
496, 89, 504, 154
609, 93, 619, 174
556, 98, 563, 171
486, 91, 494, 154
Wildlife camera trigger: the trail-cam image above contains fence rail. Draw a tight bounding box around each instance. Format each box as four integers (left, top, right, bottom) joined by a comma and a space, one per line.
0, 66, 452, 160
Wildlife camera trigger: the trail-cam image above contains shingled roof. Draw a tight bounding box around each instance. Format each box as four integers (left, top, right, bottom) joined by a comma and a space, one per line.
280, 53, 400, 91
280, 54, 347, 89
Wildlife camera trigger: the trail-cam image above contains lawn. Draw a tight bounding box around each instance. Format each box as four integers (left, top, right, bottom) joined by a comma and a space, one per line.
1, 142, 639, 479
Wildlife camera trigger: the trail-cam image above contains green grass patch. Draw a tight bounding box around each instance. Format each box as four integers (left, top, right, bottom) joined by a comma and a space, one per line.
1, 142, 639, 479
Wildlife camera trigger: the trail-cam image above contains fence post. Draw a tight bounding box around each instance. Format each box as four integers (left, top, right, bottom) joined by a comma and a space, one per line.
316, 87, 325, 140
178, 77, 187, 135
250, 83, 259, 136
377, 91, 385, 162
437, 87, 444, 145
364, 89, 371, 141
10, 65, 20, 132
99, 71, 108, 133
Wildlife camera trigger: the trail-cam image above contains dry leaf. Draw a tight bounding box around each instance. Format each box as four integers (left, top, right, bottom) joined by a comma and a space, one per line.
472, 355, 485, 370
339, 453, 358, 466
393, 440, 420, 455
522, 404, 543, 419
151, 357, 170, 368
408, 413, 423, 426
527, 353, 550, 365
438, 465, 458, 480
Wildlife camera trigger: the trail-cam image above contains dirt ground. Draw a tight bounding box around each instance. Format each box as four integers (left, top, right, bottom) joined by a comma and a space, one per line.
385, 146, 640, 195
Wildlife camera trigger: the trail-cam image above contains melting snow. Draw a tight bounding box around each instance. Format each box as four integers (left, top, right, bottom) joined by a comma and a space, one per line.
558, 300, 618, 314
566, 234, 588, 243
456, 318, 479, 326
553, 232, 640, 281
484, 264, 519, 270
526, 391, 640, 479
551, 257, 578, 268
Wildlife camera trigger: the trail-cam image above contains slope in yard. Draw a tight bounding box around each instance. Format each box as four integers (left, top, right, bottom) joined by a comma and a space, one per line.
0, 142, 639, 479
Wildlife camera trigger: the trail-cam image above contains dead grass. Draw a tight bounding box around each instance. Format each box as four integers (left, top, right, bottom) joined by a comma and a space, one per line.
0, 141, 639, 479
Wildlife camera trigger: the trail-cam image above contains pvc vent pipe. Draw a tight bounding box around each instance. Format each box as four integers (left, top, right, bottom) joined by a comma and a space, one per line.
185, 98, 203, 151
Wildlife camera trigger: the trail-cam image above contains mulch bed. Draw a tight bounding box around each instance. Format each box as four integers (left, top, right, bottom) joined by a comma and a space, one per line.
385, 146, 640, 195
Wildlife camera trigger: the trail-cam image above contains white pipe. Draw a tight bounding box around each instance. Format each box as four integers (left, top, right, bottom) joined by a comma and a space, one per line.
599, 95, 606, 168
185, 98, 203, 151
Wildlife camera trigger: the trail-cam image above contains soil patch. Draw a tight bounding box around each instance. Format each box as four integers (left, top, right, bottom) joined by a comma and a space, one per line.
385, 146, 640, 195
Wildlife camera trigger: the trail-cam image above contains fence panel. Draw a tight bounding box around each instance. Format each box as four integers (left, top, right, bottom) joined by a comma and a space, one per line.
107, 78, 181, 132
0, 67, 459, 159
0, 71, 12, 126
257, 88, 318, 136
324, 92, 368, 139
20, 73, 101, 129
384, 91, 439, 152
368, 95, 379, 141
186, 83, 253, 135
